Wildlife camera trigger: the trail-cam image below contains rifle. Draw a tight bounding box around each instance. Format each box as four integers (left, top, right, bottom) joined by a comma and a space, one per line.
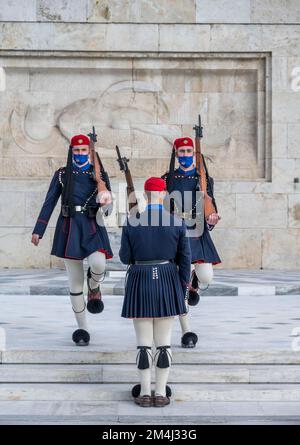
116, 145, 139, 213
193, 115, 220, 221
88, 126, 110, 195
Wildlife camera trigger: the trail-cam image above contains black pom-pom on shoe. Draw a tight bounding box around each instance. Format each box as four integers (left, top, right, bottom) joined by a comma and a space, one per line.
72, 329, 90, 346
87, 298, 104, 314
181, 332, 198, 348
188, 289, 200, 306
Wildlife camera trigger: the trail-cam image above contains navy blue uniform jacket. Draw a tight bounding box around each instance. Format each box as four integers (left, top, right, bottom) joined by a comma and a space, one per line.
119, 206, 191, 291
162, 168, 221, 265
32, 165, 113, 260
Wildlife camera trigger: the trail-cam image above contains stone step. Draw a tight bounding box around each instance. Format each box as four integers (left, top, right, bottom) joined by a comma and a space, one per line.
2, 349, 300, 364
1, 383, 300, 402
2, 283, 300, 296
1, 400, 300, 425
1, 364, 300, 384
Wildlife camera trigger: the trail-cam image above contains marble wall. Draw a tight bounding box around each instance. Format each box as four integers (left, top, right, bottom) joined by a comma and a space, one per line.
0, 0, 299, 269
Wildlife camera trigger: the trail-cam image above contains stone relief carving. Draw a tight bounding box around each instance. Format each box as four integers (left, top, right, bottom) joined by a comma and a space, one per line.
9, 79, 180, 157
7, 66, 265, 180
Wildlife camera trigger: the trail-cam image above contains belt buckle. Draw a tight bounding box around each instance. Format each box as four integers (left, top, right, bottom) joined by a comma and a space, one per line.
75, 205, 82, 211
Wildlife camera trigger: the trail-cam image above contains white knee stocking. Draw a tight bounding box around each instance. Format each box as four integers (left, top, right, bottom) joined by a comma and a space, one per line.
179, 312, 191, 335
133, 319, 154, 397
87, 251, 106, 290
154, 317, 174, 397
64, 259, 88, 331
194, 262, 213, 288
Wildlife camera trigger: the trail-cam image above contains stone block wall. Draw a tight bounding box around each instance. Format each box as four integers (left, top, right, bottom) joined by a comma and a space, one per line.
0, 1, 299, 269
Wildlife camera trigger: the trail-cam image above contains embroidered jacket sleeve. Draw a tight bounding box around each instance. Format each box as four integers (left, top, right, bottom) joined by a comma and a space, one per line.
119, 221, 133, 265
175, 221, 192, 293
32, 169, 63, 238
205, 174, 218, 231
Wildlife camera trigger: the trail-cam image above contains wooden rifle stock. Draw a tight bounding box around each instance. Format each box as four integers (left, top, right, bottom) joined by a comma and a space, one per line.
88, 126, 108, 193
116, 145, 139, 213
193, 115, 218, 219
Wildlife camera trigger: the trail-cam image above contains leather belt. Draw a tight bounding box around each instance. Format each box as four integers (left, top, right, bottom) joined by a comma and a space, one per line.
177, 211, 197, 219
135, 260, 170, 265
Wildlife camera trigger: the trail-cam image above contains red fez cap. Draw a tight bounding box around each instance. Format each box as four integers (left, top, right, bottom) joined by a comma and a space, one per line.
173, 137, 194, 150
144, 177, 166, 192
70, 134, 90, 147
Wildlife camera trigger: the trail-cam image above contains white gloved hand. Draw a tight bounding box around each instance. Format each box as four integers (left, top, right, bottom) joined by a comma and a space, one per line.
96, 190, 112, 206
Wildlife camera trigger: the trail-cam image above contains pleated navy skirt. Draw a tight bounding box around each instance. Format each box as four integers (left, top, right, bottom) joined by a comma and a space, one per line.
121, 262, 188, 319
188, 226, 221, 265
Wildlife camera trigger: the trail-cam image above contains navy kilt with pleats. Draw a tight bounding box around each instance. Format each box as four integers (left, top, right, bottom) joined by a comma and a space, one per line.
189, 223, 221, 265
121, 262, 187, 319
119, 206, 191, 319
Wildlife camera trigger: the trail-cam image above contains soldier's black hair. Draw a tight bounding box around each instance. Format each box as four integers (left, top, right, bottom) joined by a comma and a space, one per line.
166, 145, 176, 193
165, 145, 176, 213
61, 145, 75, 215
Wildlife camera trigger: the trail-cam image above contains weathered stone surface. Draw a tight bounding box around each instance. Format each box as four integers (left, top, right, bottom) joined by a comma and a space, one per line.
25, 190, 61, 229
159, 24, 210, 52
0, 191, 25, 227
272, 92, 300, 124
209, 25, 263, 52
251, 0, 300, 24
1, 1, 300, 25
0, 6, 298, 269
1, 158, 53, 178
158, 93, 208, 125
236, 194, 287, 229
261, 25, 300, 57
262, 228, 300, 269
288, 195, 300, 228
87, 0, 196, 24
185, 68, 259, 93
272, 57, 288, 92
0, 0, 37, 21
196, 0, 251, 24
287, 124, 300, 158
0, 23, 159, 52
210, 228, 262, 268
37, 0, 87, 22
0, 228, 52, 268
214, 193, 236, 228
106, 24, 159, 52
272, 124, 288, 159
271, 158, 298, 193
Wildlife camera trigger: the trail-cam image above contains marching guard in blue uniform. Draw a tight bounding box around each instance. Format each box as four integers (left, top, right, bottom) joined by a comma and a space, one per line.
162, 137, 221, 348
31, 134, 113, 346
119, 177, 191, 407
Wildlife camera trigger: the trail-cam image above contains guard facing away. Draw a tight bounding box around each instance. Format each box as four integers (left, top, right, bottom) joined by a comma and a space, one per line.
119, 177, 191, 408
31, 133, 113, 346
162, 135, 221, 349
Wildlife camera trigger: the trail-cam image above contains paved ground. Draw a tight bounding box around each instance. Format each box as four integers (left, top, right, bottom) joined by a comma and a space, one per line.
0, 268, 300, 424
1, 293, 300, 353
1, 268, 300, 296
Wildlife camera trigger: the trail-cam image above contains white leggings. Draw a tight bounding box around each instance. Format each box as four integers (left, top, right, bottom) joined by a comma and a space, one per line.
179, 262, 214, 334
63, 251, 106, 331
133, 317, 174, 397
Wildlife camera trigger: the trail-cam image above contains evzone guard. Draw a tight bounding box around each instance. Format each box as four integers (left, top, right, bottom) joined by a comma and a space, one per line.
162, 118, 221, 348
31, 132, 113, 346
119, 177, 191, 407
